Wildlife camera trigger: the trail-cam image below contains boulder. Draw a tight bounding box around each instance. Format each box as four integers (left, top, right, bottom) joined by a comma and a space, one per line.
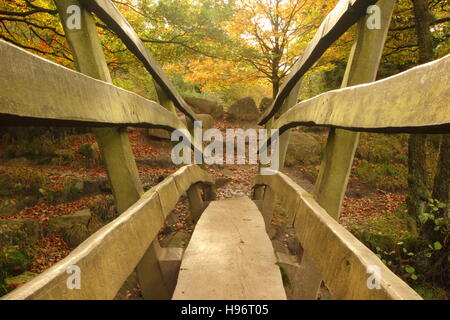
228, 97, 260, 121
259, 97, 273, 114
0, 197, 37, 218
0, 219, 42, 246
196, 114, 214, 131
47, 209, 92, 248
64, 223, 92, 248
54, 149, 75, 160
76, 142, 101, 167
148, 128, 171, 140
184, 97, 224, 119
285, 132, 322, 167
49, 209, 92, 228
77, 143, 96, 158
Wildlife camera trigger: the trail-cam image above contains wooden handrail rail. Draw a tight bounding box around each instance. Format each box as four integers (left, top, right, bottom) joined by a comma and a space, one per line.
0, 40, 185, 132
253, 171, 422, 300
79, 0, 198, 121
2, 165, 214, 300
270, 54, 450, 134
258, 0, 379, 125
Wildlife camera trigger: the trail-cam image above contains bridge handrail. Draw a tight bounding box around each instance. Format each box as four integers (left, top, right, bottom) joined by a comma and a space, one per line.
0, 40, 187, 134
253, 170, 422, 300
258, 0, 379, 125
2, 165, 214, 300
79, 0, 198, 121
270, 54, 450, 135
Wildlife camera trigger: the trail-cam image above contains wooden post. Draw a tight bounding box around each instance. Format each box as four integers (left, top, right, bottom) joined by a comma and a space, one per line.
277, 80, 302, 170
55, 0, 166, 299
293, 0, 396, 299
155, 82, 177, 114
261, 186, 276, 231
55, 0, 143, 213
187, 183, 205, 222
136, 241, 171, 300
253, 185, 266, 201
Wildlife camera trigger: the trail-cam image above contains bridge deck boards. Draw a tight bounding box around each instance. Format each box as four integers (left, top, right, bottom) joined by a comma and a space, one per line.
172, 197, 286, 300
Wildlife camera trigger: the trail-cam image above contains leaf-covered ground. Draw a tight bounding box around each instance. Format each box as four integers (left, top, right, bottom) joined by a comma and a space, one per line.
0, 121, 443, 299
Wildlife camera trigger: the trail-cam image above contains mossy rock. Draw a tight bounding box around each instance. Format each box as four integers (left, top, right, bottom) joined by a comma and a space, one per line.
228, 97, 259, 121
285, 132, 321, 167
0, 199, 17, 217
0, 197, 38, 218
89, 195, 116, 223
78, 143, 95, 158
54, 149, 75, 160
5, 271, 37, 287
64, 223, 91, 248
0, 219, 42, 247
0, 168, 48, 197
148, 128, 172, 140
43, 177, 88, 203
48, 209, 91, 232
77, 142, 100, 160
196, 114, 214, 130
184, 97, 224, 119
259, 97, 273, 113
47, 210, 92, 248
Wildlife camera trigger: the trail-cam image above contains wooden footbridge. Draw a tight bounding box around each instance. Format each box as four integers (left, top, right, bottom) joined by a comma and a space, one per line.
1, 0, 449, 300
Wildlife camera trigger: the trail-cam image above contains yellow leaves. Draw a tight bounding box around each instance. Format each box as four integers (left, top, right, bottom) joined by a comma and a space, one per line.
180, 57, 259, 92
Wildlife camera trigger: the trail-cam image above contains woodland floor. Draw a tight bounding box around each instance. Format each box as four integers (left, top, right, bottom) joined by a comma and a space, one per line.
0, 118, 446, 300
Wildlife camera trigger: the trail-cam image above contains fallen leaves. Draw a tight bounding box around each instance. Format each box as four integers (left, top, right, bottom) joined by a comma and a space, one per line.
29, 234, 72, 274
0, 195, 106, 221
340, 190, 406, 229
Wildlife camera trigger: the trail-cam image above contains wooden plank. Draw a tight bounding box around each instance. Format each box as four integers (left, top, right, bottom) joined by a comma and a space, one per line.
0, 40, 185, 132
258, 0, 379, 125
272, 54, 450, 134
79, 0, 198, 121
2, 165, 214, 300
173, 197, 287, 300
254, 171, 422, 300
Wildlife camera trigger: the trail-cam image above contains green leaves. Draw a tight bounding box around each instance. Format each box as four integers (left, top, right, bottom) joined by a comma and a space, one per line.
405, 266, 418, 281
433, 242, 442, 251
405, 266, 415, 274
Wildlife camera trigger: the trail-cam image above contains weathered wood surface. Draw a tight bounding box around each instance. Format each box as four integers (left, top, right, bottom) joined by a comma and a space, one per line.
0, 40, 186, 133
294, 0, 397, 300
55, 0, 144, 214
259, 0, 379, 124
79, 0, 198, 121
2, 165, 214, 300
254, 171, 422, 300
271, 54, 450, 134
173, 197, 287, 300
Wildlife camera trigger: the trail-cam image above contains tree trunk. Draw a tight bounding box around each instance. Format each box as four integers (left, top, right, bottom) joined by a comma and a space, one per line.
432, 135, 450, 214
407, 0, 434, 229
411, 0, 434, 64
272, 76, 280, 99
406, 134, 430, 233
